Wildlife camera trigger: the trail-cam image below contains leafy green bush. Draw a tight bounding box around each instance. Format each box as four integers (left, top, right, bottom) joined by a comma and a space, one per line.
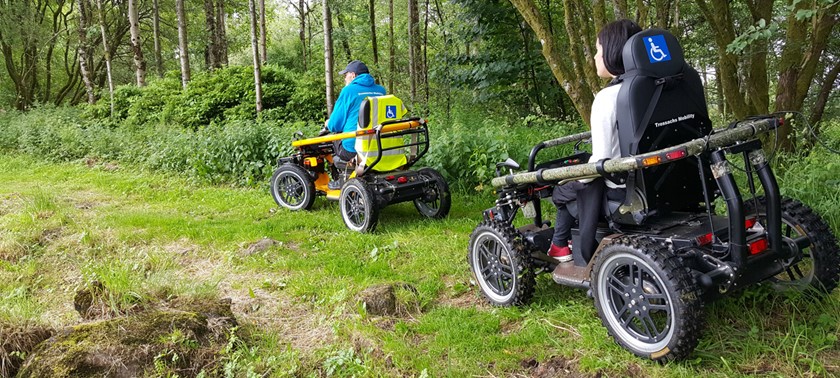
81, 66, 321, 129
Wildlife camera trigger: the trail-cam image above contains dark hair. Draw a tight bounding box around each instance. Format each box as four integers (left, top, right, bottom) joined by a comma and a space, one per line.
597, 19, 642, 76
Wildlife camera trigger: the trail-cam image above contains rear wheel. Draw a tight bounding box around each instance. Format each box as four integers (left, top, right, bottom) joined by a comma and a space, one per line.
467, 221, 535, 306
745, 196, 840, 295
413, 168, 451, 219
591, 236, 703, 362
270, 164, 315, 211
339, 178, 379, 233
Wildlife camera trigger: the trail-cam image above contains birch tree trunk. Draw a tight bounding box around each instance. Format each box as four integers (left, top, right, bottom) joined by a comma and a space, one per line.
128, 0, 146, 86
152, 0, 164, 77
258, 0, 267, 64
77, 0, 96, 103
176, 0, 191, 89
249, 0, 263, 113
369, 0, 378, 65
323, 0, 335, 116
95, 0, 115, 116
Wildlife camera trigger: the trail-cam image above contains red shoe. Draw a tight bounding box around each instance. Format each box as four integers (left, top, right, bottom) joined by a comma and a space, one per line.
548, 244, 573, 263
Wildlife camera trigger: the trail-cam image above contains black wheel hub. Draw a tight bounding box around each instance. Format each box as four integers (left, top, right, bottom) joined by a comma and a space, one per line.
477, 239, 514, 296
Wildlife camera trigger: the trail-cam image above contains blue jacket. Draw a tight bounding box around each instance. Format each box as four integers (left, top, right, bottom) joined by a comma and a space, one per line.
327, 74, 386, 153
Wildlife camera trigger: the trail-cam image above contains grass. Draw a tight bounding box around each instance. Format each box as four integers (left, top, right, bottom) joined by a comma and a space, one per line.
1, 153, 839, 377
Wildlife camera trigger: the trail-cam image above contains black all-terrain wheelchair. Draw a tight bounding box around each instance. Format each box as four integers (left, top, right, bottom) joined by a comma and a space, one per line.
467, 29, 840, 361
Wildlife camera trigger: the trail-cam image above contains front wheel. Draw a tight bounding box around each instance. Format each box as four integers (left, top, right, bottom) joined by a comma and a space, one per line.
270, 164, 315, 211
413, 168, 451, 219
339, 178, 379, 233
591, 236, 703, 362
467, 221, 535, 306
745, 196, 840, 295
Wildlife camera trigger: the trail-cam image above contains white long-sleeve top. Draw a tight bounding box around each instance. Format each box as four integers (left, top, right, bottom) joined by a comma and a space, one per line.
581, 83, 624, 188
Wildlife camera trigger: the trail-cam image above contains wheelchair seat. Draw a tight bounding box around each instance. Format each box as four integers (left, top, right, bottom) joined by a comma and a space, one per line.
609, 28, 714, 225
355, 95, 409, 172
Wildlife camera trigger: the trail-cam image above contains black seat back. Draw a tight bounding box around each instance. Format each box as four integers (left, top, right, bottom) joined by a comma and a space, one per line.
613, 29, 714, 224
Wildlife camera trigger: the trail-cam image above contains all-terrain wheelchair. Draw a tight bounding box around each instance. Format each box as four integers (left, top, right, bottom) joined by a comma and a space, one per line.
467, 29, 840, 361
270, 95, 451, 232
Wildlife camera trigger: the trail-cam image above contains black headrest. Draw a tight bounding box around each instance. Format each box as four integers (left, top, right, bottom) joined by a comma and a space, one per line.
622, 29, 684, 78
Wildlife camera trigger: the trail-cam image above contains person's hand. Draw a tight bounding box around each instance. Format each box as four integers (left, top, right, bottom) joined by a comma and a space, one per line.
318, 126, 330, 136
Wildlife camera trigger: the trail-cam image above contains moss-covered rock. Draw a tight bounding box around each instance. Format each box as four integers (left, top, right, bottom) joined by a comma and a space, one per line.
16, 299, 236, 378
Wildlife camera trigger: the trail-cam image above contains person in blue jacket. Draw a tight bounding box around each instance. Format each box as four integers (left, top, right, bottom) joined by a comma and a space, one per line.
323, 60, 386, 189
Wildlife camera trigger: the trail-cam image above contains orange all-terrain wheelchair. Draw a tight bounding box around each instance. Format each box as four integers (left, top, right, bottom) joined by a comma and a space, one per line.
270, 95, 450, 232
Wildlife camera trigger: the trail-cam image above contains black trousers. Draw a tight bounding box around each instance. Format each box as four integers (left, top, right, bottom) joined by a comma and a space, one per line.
332, 140, 357, 164
552, 178, 606, 263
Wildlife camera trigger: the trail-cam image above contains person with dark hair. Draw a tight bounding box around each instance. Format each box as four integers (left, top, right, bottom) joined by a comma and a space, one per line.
322, 60, 386, 189
548, 19, 642, 263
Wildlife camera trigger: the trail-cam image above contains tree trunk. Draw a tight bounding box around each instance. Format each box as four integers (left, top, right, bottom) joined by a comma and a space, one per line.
422, 0, 429, 108
335, 8, 351, 62
809, 60, 840, 129
773, 1, 838, 151
152, 0, 164, 77
216, 0, 228, 65
299, 0, 307, 69
259, 0, 267, 64
388, 0, 395, 93
249, 0, 263, 113
204, 0, 217, 68
128, 0, 146, 86
510, 0, 594, 124
77, 0, 96, 103
95, 0, 115, 116
369, 0, 378, 65
176, 0, 191, 89
408, 0, 419, 104
323, 0, 335, 116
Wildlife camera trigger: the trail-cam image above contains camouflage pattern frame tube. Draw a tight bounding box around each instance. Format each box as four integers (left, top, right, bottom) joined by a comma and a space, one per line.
540, 131, 592, 148
491, 117, 778, 188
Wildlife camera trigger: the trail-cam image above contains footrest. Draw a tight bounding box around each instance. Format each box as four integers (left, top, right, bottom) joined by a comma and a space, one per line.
551, 263, 590, 289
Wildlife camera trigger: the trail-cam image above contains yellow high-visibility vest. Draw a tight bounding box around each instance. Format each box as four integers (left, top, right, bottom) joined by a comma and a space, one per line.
355, 95, 409, 172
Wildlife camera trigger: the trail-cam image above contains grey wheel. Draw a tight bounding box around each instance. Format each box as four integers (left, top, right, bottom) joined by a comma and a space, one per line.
591, 236, 703, 362
468, 221, 535, 306
745, 196, 840, 295
339, 178, 379, 233
270, 164, 315, 211
413, 168, 451, 219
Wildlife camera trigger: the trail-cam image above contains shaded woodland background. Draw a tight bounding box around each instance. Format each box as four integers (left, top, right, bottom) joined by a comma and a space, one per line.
1, 0, 838, 157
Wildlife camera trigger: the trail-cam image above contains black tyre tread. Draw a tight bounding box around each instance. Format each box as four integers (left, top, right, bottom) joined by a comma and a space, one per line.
413, 167, 452, 219
340, 178, 379, 233
270, 164, 316, 211
591, 235, 705, 362
468, 221, 536, 307
745, 195, 840, 294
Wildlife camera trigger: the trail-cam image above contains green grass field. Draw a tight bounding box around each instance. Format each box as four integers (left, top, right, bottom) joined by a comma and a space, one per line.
1, 153, 838, 377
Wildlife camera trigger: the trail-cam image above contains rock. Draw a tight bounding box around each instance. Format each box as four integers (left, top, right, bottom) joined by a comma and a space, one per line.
17, 299, 237, 378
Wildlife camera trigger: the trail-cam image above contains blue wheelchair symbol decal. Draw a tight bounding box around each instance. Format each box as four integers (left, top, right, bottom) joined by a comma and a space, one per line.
386, 105, 397, 119
644, 35, 671, 63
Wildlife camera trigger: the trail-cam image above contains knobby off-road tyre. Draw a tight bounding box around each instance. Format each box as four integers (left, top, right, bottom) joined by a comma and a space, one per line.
413, 168, 451, 219
270, 164, 315, 211
591, 236, 704, 362
744, 195, 840, 295
468, 221, 535, 306
339, 178, 379, 233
